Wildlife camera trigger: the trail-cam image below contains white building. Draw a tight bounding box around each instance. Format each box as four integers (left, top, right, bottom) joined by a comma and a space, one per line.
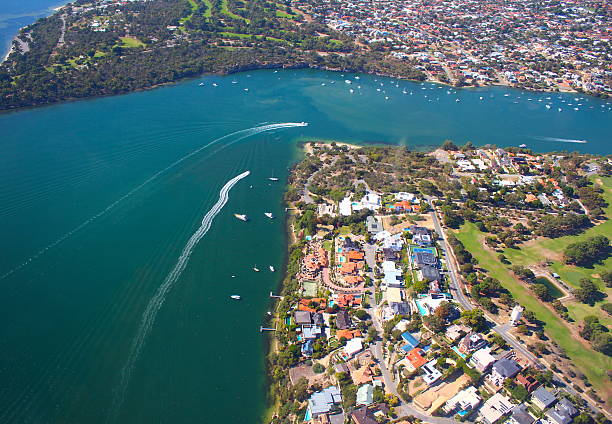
443, 386, 481, 413
339, 197, 353, 216
469, 347, 497, 372
479, 393, 514, 424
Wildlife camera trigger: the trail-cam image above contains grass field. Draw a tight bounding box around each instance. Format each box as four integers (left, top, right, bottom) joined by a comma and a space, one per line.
503, 175, 612, 327
119, 37, 145, 48
455, 222, 612, 399
220, 0, 251, 23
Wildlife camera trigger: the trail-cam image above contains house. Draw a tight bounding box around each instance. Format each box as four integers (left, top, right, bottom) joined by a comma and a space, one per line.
337, 329, 361, 340
469, 347, 496, 372
412, 228, 432, 246
303, 325, 322, 340
479, 393, 514, 424
336, 310, 352, 330
400, 332, 420, 350
339, 197, 353, 216
385, 287, 405, 303
405, 348, 427, 371
318, 203, 336, 217
508, 404, 535, 424
548, 398, 578, 424
516, 374, 539, 393
531, 386, 556, 410
421, 360, 442, 386
420, 265, 441, 282
366, 216, 383, 234
295, 311, 313, 325
458, 332, 487, 354
356, 384, 374, 406
443, 386, 481, 413
382, 233, 404, 251
343, 337, 364, 358
490, 357, 521, 386
382, 248, 400, 261
307, 386, 342, 418
446, 324, 470, 341
350, 406, 377, 424
389, 302, 411, 316
414, 251, 437, 268
546, 410, 572, 424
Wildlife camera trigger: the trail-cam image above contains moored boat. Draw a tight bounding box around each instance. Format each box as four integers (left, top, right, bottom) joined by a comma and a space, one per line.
265, 212, 274, 219
269, 266, 275, 272
253, 266, 260, 272
234, 214, 248, 221
230, 295, 241, 300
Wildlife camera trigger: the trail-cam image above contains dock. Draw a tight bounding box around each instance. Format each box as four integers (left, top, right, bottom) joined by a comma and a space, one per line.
260, 327, 276, 332
269, 292, 283, 299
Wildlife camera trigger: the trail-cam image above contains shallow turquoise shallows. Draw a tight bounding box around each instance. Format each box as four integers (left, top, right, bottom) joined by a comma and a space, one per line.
0, 68, 610, 424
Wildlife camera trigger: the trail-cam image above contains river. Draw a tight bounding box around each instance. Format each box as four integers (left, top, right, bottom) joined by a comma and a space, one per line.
0, 68, 610, 423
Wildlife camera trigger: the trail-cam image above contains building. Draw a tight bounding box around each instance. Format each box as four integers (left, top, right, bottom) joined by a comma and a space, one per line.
443, 386, 481, 414
350, 406, 377, 424
508, 404, 535, 424
404, 348, 427, 371
400, 332, 420, 350
356, 384, 374, 406
458, 332, 487, 354
295, 310, 313, 325
336, 310, 352, 330
411, 226, 432, 246
510, 305, 523, 326
421, 360, 442, 386
470, 347, 496, 372
420, 265, 441, 282
490, 357, 521, 386
479, 393, 514, 424
307, 386, 342, 418
546, 409, 572, 424
550, 398, 578, 423
414, 251, 437, 267
531, 386, 556, 410
339, 197, 353, 216
516, 374, 540, 393
366, 216, 383, 234
343, 337, 364, 358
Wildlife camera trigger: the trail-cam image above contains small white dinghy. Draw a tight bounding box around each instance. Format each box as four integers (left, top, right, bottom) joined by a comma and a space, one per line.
230, 295, 241, 300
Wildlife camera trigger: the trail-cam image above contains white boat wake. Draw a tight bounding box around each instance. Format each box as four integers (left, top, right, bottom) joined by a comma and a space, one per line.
531, 136, 587, 144
0, 122, 307, 281
107, 171, 250, 422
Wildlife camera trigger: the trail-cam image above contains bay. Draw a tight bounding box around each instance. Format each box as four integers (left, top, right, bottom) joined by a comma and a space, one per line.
0, 69, 610, 424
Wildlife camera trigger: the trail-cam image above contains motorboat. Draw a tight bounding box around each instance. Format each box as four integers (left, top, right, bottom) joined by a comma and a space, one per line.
234, 214, 248, 221
268, 177, 279, 181
212, 83, 218, 87
519, 144, 527, 148
269, 266, 275, 272
198, 83, 204, 86
253, 266, 260, 272
265, 212, 274, 219
230, 295, 241, 300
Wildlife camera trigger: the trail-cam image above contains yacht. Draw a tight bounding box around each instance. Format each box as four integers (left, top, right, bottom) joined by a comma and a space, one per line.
519, 144, 527, 148
268, 177, 279, 181
230, 295, 241, 300
269, 266, 275, 272
265, 212, 274, 219
345, 80, 352, 84
253, 266, 260, 272
212, 83, 218, 87
234, 214, 248, 221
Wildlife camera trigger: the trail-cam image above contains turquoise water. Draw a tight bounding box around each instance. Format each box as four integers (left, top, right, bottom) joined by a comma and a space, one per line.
0, 69, 611, 424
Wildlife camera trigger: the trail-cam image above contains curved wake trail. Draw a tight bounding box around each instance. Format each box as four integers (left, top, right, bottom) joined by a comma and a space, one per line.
0, 122, 307, 281
107, 171, 250, 423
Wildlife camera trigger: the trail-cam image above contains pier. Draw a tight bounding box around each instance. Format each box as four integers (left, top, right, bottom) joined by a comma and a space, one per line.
260, 327, 276, 332
269, 292, 283, 299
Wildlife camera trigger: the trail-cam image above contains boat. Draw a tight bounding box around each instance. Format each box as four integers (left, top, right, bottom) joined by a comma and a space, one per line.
234, 214, 248, 221
545, 105, 551, 109
268, 177, 279, 181
265, 212, 274, 219
345, 80, 352, 84
455, 99, 460, 102
267, 311, 272, 316
504, 93, 509, 97
198, 83, 204, 86
244, 88, 249, 92
253, 266, 260, 272
269, 266, 275, 272
230, 295, 241, 300
479, 96, 483, 100
212, 83, 218, 87
349, 89, 354, 93
519, 144, 527, 148
232, 80, 238, 84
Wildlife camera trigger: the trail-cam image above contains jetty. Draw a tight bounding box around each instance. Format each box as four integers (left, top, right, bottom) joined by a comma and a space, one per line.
260, 327, 276, 332
269, 292, 283, 299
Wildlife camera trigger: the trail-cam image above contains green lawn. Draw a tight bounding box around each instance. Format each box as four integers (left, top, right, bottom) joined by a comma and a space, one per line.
275, 10, 295, 19
119, 36, 145, 48
220, 0, 251, 23
455, 222, 612, 398
503, 175, 612, 327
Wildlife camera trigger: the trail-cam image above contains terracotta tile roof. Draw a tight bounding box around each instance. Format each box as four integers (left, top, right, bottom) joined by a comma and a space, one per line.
406, 348, 427, 369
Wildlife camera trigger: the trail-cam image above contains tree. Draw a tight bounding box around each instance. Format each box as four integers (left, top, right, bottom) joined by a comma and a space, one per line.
435, 301, 455, 321
424, 314, 447, 333
460, 309, 487, 332
532, 284, 550, 301
510, 384, 529, 401
600, 270, 612, 288
591, 332, 611, 356
564, 236, 610, 267
574, 413, 594, 424
441, 140, 458, 151
491, 334, 507, 348
574, 278, 601, 305
412, 279, 428, 293
354, 309, 369, 320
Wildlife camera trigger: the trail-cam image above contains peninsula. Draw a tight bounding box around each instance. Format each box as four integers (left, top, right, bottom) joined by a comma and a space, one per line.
267, 141, 611, 423
1, 0, 609, 111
